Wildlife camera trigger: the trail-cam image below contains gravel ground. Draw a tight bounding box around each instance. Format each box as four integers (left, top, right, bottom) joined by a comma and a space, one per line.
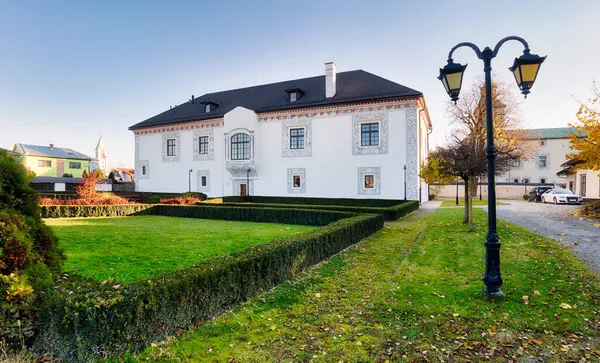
480, 200, 600, 275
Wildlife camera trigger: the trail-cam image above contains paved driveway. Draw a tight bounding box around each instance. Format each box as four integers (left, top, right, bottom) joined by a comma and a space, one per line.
483, 200, 600, 275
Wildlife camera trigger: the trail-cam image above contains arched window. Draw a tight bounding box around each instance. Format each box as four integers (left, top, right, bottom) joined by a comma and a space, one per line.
231, 133, 250, 160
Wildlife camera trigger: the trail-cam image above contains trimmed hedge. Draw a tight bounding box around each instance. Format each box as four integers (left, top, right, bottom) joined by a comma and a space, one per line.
34, 213, 384, 360
156, 204, 355, 226
41, 204, 155, 218
222, 195, 405, 208
204, 200, 420, 221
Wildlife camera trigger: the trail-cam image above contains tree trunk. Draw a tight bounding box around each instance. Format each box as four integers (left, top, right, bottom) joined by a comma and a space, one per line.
468, 175, 477, 231
463, 178, 469, 224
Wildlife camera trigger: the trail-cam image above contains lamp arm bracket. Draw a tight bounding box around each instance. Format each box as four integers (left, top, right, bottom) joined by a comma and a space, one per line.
447, 42, 482, 62
491, 36, 530, 57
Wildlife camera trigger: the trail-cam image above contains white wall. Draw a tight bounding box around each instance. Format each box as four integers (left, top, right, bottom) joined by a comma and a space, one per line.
436, 183, 560, 200
134, 103, 428, 200
573, 169, 600, 199
498, 138, 570, 184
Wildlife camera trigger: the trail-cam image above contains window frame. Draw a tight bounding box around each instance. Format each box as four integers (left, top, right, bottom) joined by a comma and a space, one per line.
580, 174, 587, 197
198, 136, 209, 155
289, 92, 297, 102
68, 161, 81, 169
205, 104, 211, 113
289, 127, 305, 150
540, 140, 546, 146
540, 178, 546, 184
201, 175, 207, 187
292, 174, 301, 188
538, 156, 547, 168
166, 138, 177, 157
142, 165, 147, 176
38, 159, 52, 167
360, 122, 380, 147
364, 174, 375, 189
230, 133, 250, 161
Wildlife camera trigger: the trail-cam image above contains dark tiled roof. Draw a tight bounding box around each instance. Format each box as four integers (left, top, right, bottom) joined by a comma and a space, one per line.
516, 127, 587, 140
14, 144, 93, 160
129, 70, 422, 130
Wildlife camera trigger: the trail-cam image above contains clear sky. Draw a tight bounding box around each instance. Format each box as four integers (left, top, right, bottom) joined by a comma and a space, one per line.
0, 0, 598, 167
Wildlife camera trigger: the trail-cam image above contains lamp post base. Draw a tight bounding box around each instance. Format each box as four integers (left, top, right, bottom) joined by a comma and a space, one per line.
482, 288, 505, 298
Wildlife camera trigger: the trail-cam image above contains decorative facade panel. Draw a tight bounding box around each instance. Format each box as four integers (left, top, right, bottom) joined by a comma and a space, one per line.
405, 105, 419, 200
162, 132, 181, 163
287, 168, 306, 194
357, 167, 381, 195
352, 112, 388, 155
282, 119, 312, 157
137, 160, 150, 180
196, 170, 210, 192
193, 129, 215, 161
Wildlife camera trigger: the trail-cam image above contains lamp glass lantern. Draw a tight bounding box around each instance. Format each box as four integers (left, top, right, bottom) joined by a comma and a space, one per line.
508, 52, 546, 97
438, 61, 468, 103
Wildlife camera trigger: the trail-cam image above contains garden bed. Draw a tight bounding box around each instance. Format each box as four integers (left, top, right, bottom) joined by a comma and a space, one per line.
46, 216, 316, 283
34, 204, 386, 360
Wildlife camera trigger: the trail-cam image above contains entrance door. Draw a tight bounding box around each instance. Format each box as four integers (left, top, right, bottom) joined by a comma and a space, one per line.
56, 159, 64, 177
240, 183, 247, 197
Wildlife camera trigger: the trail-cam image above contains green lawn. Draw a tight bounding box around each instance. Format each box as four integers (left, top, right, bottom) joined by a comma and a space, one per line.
133, 208, 600, 362
440, 199, 508, 207
46, 216, 316, 283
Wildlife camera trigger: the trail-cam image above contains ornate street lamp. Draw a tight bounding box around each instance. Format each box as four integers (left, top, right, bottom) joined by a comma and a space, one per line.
438, 36, 545, 297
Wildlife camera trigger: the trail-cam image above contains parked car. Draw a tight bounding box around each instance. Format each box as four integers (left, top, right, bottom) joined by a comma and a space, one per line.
528, 186, 553, 202
541, 189, 583, 204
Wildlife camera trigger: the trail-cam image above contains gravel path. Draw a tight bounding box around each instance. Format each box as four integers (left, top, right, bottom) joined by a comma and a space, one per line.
481, 200, 600, 275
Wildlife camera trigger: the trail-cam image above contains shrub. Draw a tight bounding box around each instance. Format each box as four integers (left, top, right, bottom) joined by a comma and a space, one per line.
580, 200, 600, 219
523, 194, 528, 200
40, 177, 131, 206
0, 150, 64, 347
147, 195, 161, 204
40, 204, 154, 218
61, 173, 73, 178
35, 213, 383, 360
202, 200, 420, 221
429, 194, 436, 200
222, 195, 403, 208
159, 196, 204, 205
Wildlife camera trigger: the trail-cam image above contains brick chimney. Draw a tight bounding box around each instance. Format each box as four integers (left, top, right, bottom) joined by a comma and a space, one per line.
49, 144, 54, 149
325, 62, 336, 98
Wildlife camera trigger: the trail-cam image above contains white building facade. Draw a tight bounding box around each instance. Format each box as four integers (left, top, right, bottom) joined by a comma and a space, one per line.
130, 64, 432, 201
498, 127, 581, 185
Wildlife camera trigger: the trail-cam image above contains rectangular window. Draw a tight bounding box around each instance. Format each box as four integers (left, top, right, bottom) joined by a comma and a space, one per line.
513, 178, 519, 183
205, 104, 211, 113
142, 165, 147, 176
540, 140, 546, 146
290, 92, 297, 102
523, 178, 530, 184
511, 159, 520, 167
293, 175, 301, 188
231, 133, 250, 160
198, 136, 209, 154
580, 174, 586, 197
38, 160, 51, 167
290, 128, 305, 150
364, 174, 375, 189
569, 181, 574, 193
538, 156, 547, 168
540, 178, 546, 184
166, 139, 176, 156
201, 175, 207, 187
69, 162, 81, 169
361, 122, 379, 146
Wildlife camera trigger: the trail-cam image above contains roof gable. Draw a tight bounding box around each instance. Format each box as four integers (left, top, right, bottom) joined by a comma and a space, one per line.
129, 70, 422, 130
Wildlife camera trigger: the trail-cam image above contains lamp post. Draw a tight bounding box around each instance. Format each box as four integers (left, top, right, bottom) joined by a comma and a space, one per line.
479, 179, 483, 201
246, 168, 251, 202
188, 169, 193, 192
438, 36, 545, 297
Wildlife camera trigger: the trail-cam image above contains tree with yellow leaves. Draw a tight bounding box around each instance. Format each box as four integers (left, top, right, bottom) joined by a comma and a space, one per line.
568, 85, 599, 170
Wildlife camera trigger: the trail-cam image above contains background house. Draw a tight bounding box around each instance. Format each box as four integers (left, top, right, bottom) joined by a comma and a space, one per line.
130, 63, 432, 201
13, 143, 93, 178
558, 159, 600, 200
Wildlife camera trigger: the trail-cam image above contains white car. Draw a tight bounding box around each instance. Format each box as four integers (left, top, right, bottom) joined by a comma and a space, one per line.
541, 189, 583, 205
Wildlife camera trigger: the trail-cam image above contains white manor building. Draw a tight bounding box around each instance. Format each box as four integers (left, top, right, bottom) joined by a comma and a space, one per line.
129, 63, 432, 201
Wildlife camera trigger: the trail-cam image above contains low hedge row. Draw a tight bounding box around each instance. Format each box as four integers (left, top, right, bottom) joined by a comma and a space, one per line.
204, 200, 420, 221
34, 213, 384, 360
156, 204, 354, 226
222, 195, 405, 208
41, 204, 154, 218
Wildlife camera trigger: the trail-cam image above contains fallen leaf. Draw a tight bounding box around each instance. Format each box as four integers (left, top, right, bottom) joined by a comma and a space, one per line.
559, 303, 573, 309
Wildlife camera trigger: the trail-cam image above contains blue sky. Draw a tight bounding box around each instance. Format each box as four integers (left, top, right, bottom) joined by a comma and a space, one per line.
0, 0, 598, 167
